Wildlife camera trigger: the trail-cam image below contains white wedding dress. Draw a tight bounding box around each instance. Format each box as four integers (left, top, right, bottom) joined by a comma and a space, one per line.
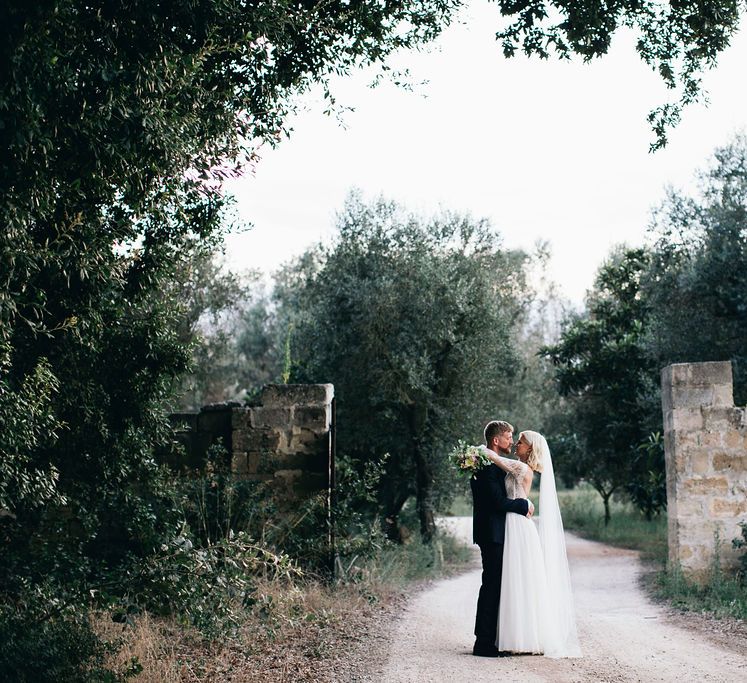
484, 439, 582, 658
497, 455, 548, 653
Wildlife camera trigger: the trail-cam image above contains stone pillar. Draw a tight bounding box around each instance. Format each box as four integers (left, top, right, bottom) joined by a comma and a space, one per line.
661, 361, 747, 579
168, 384, 334, 507
169, 403, 237, 470
168, 384, 335, 571
231, 384, 334, 506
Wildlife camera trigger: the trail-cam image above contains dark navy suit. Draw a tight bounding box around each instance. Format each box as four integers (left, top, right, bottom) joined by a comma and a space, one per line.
470, 461, 529, 647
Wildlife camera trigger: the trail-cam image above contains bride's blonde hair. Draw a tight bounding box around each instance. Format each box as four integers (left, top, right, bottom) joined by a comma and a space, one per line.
521, 431, 544, 473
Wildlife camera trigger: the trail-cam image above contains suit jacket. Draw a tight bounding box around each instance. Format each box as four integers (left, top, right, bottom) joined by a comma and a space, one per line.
470, 462, 529, 545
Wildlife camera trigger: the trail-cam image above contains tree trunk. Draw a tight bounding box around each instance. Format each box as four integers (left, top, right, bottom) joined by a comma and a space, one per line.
593, 480, 616, 527
602, 490, 612, 526
410, 401, 436, 544
414, 442, 436, 543
382, 490, 410, 543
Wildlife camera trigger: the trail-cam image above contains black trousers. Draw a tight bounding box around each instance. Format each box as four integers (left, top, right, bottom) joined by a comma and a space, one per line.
474, 541, 503, 646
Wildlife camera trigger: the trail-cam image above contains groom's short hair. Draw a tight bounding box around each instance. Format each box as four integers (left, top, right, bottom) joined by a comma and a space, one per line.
484, 420, 513, 445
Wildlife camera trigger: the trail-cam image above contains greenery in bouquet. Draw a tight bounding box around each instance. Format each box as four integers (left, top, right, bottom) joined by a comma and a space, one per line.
450, 440, 492, 479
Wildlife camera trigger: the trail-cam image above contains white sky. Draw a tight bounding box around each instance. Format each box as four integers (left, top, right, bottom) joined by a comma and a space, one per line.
223, 3, 747, 305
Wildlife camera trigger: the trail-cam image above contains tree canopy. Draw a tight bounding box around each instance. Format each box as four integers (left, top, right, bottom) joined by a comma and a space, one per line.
276, 193, 530, 541
644, 133, 747, 402
492, 0, 744, 148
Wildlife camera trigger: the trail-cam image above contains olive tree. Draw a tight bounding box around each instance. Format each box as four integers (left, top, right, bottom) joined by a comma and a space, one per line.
277, 193, 530, 542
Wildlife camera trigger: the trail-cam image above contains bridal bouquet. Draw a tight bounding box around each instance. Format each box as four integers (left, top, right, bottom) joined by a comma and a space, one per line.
450, 440, 491, 478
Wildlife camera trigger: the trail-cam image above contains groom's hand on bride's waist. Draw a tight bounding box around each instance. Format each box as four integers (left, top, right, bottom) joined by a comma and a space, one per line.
526, 500, 535, 518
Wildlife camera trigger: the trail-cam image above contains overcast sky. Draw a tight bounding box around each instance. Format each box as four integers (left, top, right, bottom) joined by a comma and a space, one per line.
223, 3, 747, 305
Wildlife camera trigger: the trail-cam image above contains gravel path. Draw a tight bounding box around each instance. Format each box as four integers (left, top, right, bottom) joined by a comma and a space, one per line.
371, 517, 747, 683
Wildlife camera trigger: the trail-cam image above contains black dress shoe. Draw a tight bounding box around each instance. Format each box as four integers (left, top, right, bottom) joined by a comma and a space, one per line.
472, 644, 500, 657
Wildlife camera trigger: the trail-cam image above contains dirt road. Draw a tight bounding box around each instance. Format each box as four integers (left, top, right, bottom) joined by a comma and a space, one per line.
373, 517, 747, 683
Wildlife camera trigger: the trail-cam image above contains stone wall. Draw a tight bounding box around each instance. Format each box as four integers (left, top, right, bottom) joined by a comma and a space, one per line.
661, 361, 747, 579
170, 383, 334, 508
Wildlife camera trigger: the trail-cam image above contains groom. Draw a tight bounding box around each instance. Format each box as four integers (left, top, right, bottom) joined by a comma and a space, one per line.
471, 420, 533, 657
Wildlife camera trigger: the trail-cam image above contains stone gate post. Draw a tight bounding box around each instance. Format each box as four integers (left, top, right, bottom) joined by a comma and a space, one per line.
661, 361, 747, 579
169, 384, 335, 564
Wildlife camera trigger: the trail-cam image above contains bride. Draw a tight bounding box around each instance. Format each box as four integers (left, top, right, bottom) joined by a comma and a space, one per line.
480, 431, 581, 658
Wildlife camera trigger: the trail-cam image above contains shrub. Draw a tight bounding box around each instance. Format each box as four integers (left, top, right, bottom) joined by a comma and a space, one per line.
174, 447, 387, 576
102, 531, 300, 639
733, 521, 747, 583
0, 586, 138, 683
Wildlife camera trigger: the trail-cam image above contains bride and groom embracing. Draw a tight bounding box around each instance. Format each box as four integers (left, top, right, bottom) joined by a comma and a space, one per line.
471, 420, 581, 659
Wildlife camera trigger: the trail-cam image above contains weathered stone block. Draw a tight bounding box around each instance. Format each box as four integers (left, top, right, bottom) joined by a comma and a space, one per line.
288, 426, 328, 449
675, 387, 716, 409
688, 361, 733, 387
231, 408, 252, 430
689, 451, 711, 475
724, 430, 744, 450
197, 408, 232, 434
294, 405, 330, 431
702, 406, 745, 431
250, 406, 292, 429
675, 496, 705, 517
232, 429, 249, 452
678, 518, 719, 542
261, 383, 334, 408
250, 450, 287, 473
676, 431, 702, 449
683, 476, 729, 495
710, 498, 747, 517
682, 547, 711, 578
670, 408, 704, 432
678, 545, 695, 561
665, 470, 678, 507
233, 429, 282, 454
712, 452, 747, 473
662, 362, 733, 418
712, 383, 735, 406
247, 452, 260, 474
169, 383, 333, 537
662, 363, 687, 388
700, 431, 723, 448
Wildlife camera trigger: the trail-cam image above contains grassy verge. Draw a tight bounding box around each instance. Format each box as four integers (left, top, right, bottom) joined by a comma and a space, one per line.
99, 528, 471, 682
653, 557, 747, 621
558, 483, 667, 563
559, 483, 747, 622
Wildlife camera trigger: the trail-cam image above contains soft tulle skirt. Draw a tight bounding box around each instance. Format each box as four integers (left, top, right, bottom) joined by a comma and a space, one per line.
497, 515, 549, 654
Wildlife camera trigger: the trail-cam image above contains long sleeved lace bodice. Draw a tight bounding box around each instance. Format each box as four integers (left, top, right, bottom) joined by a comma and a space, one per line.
478, 446, 530, 498
495, 455, 530, 498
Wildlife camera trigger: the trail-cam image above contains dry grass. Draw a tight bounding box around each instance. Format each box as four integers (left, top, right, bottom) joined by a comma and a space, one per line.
95, 576, 405, 682
98, 614, 188, 683
95, 529, 471, 681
